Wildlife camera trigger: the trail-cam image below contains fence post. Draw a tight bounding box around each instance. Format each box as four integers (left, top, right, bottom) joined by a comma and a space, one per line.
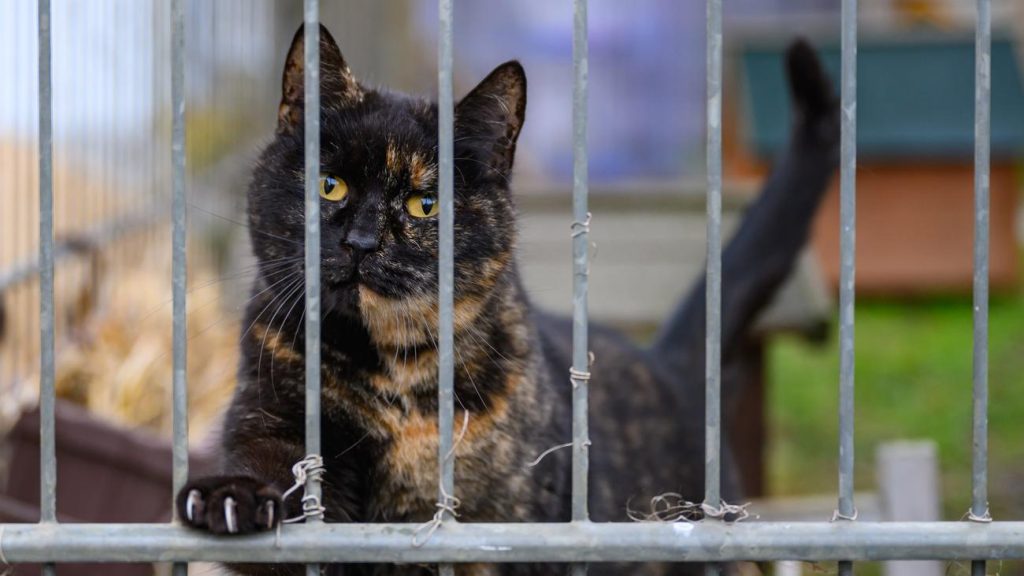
877, 441, 942, 576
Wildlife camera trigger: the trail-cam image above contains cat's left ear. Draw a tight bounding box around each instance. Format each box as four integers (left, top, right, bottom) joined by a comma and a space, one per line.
454, 61, 527, 176
278, 24, 364, 133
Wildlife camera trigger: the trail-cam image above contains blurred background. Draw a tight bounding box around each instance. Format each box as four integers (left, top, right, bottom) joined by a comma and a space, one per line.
2, 1, 1024, 575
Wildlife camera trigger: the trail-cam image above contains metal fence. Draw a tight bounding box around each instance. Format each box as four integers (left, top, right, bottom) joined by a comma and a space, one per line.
3, 0, 1024, 574
0, 0, 285, 427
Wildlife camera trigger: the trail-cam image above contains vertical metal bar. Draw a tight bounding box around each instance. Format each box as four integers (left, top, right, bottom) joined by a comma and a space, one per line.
571, 0, 590, 522
437, 1, 455, 575
38, 1, 56, 574
838, 1, 858, 575
703, 0, 723, 512
570, 2, 590, 574
38, 0, 56, 524
170, 0, 188, 575
971, 2, 991, 576
704, 1, 723, 574
303, 3, 323, 576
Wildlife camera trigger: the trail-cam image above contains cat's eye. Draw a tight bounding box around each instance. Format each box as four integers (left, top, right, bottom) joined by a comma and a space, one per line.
319, 174, 348, 202
405, 193, 439, 218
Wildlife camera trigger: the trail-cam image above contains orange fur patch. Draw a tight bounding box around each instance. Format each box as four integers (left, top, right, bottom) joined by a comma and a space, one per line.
251, 323, 303, 364
409, 153, 437, 190
385, 142, 401, 176
358, 286, 488, 349
382, 381, 515, 486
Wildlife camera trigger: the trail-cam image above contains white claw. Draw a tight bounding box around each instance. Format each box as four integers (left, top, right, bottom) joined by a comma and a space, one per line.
224, 496, 238, 534
264, 500, 275, 529
186, 489, 202, 522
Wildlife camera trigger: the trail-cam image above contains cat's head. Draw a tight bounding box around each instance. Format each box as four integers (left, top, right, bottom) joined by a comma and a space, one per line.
248, 25, 526, 345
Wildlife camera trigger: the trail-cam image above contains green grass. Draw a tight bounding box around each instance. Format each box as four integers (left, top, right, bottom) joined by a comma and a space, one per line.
767, 289, 1024, 520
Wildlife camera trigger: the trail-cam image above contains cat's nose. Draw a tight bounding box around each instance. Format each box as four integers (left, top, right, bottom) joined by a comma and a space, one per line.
344, 200, 382, 257
344, 228, 379, 255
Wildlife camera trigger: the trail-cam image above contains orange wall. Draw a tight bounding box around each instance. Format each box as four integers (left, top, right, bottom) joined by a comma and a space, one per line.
809, 163, 1018, 295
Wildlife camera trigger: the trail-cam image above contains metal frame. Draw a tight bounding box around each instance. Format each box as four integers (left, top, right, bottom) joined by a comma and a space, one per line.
1, 0, 1007, 571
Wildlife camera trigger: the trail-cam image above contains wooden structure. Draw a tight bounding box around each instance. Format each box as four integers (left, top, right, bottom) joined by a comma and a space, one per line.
733, 35, 1024, 295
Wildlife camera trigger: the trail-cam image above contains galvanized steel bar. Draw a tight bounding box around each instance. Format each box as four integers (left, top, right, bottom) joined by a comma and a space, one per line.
37, 0, 56, 527
303, 3, 324, 576
571, 0, 590, 523
972, 2, 992, 576
38, 2, 55, 572
571, 2, 590, 574
437, 1, 456, 575
838, 0, 858, 519
170, 1, 188, 575
4, 522, 1024, 564
170, 0, 188, 511
839, 1, 858, 575
704, 0, 723, 515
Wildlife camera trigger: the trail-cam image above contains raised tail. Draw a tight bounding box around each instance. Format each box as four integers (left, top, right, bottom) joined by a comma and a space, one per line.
650, 39, 839, 395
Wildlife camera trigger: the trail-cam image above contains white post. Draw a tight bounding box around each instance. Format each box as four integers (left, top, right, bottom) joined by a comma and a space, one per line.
877, 441, 942, 576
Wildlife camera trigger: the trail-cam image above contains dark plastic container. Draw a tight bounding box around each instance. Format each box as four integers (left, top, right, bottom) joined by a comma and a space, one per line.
1, 400, 215, 576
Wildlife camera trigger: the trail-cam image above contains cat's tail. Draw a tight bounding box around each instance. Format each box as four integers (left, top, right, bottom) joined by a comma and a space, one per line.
650, 39, 839, 399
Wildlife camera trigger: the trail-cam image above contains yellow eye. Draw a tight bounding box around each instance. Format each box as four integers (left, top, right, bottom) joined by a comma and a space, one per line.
405, 193, 440, 218
319, 174, 348, 202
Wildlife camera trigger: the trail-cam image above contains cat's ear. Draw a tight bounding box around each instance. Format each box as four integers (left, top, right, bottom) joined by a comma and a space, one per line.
278, 24, 364, 133
454, 61, 527, 176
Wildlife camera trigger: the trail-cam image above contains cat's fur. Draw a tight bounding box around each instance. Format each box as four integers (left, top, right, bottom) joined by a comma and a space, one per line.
177, 25, 839, 576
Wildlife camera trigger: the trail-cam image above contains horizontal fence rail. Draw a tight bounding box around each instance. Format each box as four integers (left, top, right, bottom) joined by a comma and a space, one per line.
2, 523, 1024, 564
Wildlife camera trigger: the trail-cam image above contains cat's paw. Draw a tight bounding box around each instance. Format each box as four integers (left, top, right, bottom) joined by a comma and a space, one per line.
177, 476, 282, 535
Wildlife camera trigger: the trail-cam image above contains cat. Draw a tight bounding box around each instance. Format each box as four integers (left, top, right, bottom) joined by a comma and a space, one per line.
177, 24, 839, 576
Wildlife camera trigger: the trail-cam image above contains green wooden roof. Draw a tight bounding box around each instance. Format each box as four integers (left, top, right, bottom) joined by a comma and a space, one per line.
742, 36, 1024, 159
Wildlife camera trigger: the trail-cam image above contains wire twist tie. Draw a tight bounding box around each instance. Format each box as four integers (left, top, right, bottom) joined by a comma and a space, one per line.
571, 212, 592, 238
569, 367, 591, 389
966, 507, 993, 524
282, 454, 326, 523
413, 488, 461, 547
831, 508, 859, 522
569, 352, 595, 389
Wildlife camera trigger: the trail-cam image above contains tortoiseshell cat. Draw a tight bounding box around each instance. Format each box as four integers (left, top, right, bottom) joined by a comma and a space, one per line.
178, 25, 839, 576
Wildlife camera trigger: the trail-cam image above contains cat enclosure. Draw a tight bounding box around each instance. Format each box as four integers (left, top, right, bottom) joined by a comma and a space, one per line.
1, 0, 1022, 575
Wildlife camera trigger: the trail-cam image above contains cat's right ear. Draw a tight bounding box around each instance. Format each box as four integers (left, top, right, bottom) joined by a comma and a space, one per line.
278, 24, 365, 133
454, 61, 527, 177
